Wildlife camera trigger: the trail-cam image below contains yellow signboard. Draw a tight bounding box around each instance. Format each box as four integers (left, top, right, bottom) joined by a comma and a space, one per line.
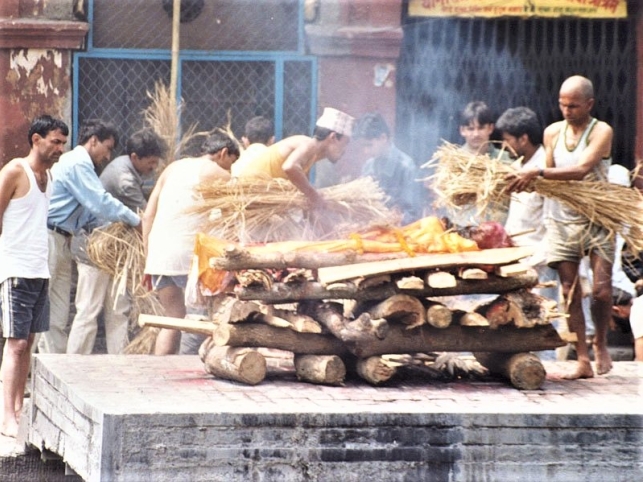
409, 0, 627, 18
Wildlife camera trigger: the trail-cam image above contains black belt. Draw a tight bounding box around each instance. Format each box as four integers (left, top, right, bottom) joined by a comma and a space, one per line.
47, 224, 71, 237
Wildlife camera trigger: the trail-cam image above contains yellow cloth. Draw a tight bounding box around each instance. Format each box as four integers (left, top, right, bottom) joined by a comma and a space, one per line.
235, 143, 312, 180
235, 143, 288, 179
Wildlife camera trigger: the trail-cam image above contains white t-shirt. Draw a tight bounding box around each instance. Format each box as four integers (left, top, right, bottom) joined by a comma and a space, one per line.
504, 146, 547, 266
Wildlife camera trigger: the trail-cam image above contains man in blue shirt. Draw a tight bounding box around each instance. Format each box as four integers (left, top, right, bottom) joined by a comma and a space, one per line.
39, 119, 141, 354
353, 113, 422, 225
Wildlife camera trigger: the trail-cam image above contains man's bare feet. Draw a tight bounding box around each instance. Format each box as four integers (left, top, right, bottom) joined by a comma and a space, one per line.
562, 360, 594, 380
1, 417, 19, 438
594, 343, 613, 375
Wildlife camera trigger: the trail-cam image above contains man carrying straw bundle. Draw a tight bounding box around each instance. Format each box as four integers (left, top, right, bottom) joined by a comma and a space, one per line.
143, 132, 240, 355
506, 75, 615, 379
67, 129, 167, 355
41, 120, 142, 354
235, 107, 354, 208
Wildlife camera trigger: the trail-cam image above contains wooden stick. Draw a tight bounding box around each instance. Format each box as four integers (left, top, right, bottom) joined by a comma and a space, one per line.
138, 314, 214, 336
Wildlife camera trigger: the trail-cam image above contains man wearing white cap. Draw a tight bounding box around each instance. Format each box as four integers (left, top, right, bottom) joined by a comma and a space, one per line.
236, 107, 354, 207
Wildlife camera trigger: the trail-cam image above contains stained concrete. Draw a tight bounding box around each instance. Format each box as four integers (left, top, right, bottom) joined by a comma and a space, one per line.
24, 355, 643, 482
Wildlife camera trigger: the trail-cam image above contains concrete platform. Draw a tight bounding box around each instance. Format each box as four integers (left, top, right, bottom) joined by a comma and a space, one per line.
25, 355, 643, 482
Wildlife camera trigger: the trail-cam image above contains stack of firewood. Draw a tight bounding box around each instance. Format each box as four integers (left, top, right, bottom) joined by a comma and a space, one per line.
141, 245, 567, 390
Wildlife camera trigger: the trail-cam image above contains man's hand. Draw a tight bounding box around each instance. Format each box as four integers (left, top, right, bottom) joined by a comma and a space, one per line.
308, 190, 326, 210
505, 167, 540, 193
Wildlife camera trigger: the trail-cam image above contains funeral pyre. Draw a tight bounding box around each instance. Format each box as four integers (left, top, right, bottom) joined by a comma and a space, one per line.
141, 210, 565, 390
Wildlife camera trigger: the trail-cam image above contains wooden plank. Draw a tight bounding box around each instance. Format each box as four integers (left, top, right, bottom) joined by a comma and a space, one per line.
138, 314, 215, 336
317, 247, 535, 285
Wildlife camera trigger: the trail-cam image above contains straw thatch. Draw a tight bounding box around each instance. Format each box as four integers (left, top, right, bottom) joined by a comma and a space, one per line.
86, 222, 164, 327
424, 141, 643, 253
189, 176, 397, 243
142, 80, 210, 170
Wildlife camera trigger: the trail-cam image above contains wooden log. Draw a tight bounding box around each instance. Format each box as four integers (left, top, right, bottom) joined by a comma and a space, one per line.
365, 294, 426, 327
298, 301, 388, 353
425, 301, 453, 329
458, 267, 488, 280
317, 246, 535, 285
212, 244, 413, 270
495, 263, 530, 278
273, 309, 323, 333
474, 352, 546, 390
340, 324, 566, 359
210, 295, 263, 324
355, 356, 397, 385
138, 314, 215, 336
235, 270, 538, 302
503, 290, 559, 328
213, 322, 349, 355
475, 297, 527, 329
204, 347, 266, 385
453, 311, 489, 327
198, 336, 215, 363
357, 273, 392, 288
294, 354, 346, 385
345, 313, 389, 339
426, 271, 457, 288
396, 276, 424, 290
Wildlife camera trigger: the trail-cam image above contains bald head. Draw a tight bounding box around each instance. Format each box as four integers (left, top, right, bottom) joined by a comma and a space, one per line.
560, 75, 594, 101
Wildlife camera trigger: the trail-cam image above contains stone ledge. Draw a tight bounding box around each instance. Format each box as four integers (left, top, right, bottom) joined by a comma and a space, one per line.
306, 25, 403, 59
0, 18, 88, 49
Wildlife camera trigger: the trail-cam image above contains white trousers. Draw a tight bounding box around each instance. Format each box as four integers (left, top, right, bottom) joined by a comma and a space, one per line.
67, 264, 130, 354
38, 231, 72, 354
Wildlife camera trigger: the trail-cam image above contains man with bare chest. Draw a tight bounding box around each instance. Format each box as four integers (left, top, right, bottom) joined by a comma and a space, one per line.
506, 75, 614, 379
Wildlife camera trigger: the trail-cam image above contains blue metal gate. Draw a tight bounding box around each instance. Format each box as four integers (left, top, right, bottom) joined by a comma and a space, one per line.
73, 0, 316, 155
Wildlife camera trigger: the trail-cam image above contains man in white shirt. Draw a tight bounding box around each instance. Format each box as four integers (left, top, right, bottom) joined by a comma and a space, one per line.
497, 107, 562, 359
0, 115, 68, 437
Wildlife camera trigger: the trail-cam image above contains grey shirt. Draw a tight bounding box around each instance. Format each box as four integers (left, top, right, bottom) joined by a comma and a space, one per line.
100, 155, 154, 212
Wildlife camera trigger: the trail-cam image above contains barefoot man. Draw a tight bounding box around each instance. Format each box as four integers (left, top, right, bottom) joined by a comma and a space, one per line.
0, 115, 68, 437
506, 75, 614, 379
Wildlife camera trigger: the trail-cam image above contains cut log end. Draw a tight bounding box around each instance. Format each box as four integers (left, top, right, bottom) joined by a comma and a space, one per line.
356, 356, 397, 385
474, 352, 546, 390
294, 354, 346, 385
204, 347, 267, 386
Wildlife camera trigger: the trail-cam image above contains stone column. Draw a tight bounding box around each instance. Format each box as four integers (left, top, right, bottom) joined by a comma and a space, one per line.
0, 0, 87, 167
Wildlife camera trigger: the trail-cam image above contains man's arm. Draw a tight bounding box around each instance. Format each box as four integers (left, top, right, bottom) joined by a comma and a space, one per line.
507, 121, 613, 192
282, 141, 324, 206
65, 161, 140, 227
142, 167, 168, 258
0, 163, 21, 236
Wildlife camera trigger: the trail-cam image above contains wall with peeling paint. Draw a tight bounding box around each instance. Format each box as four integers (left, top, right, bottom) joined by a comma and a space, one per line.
0, 0, 80, 167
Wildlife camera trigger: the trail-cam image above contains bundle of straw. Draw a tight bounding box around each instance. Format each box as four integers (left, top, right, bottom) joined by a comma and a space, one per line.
424, 142, 643, 253
190, 177, 396, 243
86, 222, 163, 327
142, 80, 210, 171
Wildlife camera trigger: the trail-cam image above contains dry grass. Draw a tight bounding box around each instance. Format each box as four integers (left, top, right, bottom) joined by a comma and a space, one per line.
142, 80, 210, 171
424, 142, 643, 253
189, 176, 397, 243
86, 222, 164, 329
